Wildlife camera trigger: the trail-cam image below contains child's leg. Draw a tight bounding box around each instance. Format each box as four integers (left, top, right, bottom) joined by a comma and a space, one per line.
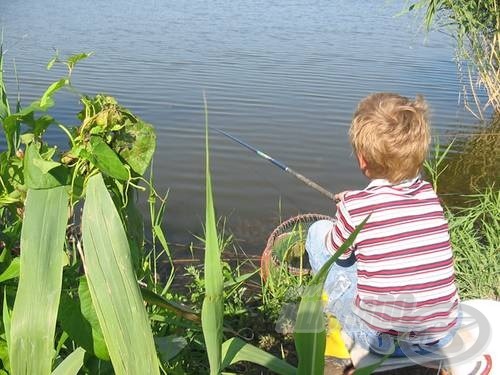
306, 220, 381, 353
306, 220, 356, 358
305, 220, 357, 310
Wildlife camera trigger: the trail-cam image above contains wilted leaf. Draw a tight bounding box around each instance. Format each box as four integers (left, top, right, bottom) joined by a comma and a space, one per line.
115, 120, 156, 176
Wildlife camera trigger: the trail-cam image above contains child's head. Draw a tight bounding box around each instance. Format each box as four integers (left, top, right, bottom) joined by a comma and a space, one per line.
349, 93, 430, 183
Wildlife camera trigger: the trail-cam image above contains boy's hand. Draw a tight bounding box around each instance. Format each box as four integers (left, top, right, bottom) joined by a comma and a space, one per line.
335, 191, 348, 204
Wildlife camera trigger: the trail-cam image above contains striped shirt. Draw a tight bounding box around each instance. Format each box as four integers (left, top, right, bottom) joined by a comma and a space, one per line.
326, 177, 459, 341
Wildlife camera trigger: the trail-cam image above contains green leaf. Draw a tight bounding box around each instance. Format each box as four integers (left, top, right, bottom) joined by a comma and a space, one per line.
89, 136, 129, 181
24, 143, 69, 189
155, 335, 187, 362
9, 186, 69, 375
2, 115, 19, 157
51, 347, 85, 375
81, 173, 159, 374
124, 199, 144, 271
353, 353, 390, 375
66, 52, 93, 71
221, 337, 296, 375
0, 257, 20, 283
29, 114, 55, 136
2, 290, 11, 372
201, 95, 224, 375
40, 78, 68, 109
0, 42, 11, 122
58, 278, 109, 360
78, 277, 109, 359
294, 215, 370, 375
32, 156, 60, 174
0, 339, 10, 374
141, 287, 200, 323
115, 120, 156, 176
46, 51, 59, 71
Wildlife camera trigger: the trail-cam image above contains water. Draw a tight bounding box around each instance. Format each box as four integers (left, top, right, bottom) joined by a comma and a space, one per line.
1, 0, 482, 251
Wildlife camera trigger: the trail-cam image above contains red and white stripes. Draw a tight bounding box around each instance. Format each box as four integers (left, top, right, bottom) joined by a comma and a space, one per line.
327, 177, 459, 341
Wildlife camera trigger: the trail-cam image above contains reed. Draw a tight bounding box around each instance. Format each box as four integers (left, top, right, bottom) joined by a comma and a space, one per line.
407, 0, 500, 115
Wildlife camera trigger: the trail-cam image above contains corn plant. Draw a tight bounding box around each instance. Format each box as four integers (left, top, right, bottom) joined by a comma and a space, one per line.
9, 186, 70, 375
81, 173, 160, 374
0, 49, 165, 374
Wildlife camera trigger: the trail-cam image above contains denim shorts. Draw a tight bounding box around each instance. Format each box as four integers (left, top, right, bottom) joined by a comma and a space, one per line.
305, 220, 382, 350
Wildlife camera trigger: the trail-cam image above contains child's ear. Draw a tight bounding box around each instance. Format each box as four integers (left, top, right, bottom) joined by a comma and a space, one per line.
357, 153, 367, 170
357, 153, 369, 177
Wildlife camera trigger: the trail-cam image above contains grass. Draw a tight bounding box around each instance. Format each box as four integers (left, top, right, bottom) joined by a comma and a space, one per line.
425, 135, 499, 301
446, 188, 499, 300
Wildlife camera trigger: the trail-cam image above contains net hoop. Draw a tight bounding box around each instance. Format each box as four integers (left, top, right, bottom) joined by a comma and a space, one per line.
261, 213, 333, 280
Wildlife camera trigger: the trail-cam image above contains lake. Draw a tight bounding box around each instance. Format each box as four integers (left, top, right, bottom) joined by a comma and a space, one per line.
1, 0, 482, 253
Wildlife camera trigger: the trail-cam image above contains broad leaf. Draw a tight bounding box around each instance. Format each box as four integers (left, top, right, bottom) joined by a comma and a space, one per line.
24, 143, 68, 189
81, 173, 159, 374
115, 119, 156, 176
155, 335, 187, 362
89, 136, 128, 181
66, 52, 93, 71
9, 186, 69, 375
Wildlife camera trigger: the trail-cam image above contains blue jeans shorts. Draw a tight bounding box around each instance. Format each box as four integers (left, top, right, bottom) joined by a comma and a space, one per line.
306, 220, 382, 350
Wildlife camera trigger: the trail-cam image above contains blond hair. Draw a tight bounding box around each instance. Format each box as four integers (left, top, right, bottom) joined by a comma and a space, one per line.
349, 93, 430, 184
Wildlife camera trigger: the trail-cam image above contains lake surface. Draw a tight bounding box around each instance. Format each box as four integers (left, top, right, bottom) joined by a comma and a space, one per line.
1, 0, 482, 252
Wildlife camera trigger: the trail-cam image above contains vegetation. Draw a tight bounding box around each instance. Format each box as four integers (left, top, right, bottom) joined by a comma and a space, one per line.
425, 142, 499, 301
0, 50, 374, 374
406, 0, 500, 115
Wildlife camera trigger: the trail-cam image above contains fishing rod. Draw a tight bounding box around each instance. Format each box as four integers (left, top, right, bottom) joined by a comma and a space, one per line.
212, 127, 338, 202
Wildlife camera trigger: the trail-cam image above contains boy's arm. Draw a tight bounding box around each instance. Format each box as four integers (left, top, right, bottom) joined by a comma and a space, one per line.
325, 198, 356, 267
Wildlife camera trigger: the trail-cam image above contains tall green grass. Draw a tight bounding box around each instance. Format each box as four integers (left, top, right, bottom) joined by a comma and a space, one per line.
447, 188, 499, 300
425, 141, 499, 300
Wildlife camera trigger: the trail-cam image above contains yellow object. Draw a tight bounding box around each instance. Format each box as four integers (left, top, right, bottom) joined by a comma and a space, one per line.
322, 293, 350, 359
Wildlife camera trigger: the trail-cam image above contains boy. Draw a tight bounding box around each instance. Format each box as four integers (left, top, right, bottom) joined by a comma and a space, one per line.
306, 93, 459, 354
